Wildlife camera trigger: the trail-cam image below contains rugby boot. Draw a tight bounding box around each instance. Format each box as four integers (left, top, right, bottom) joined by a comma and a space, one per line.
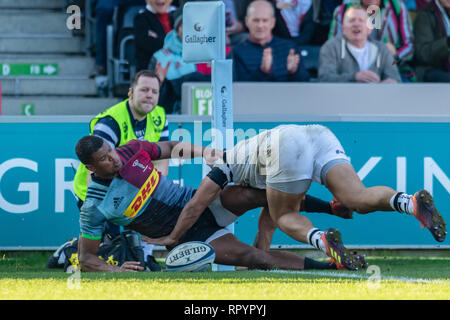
354, 252, 368, 269
325, 255, 366, 270
330, 198, 354, 219
325, 258, 343, 270
46, 238, 77, 269
321, 228, 366, 271
411, 190, 447, 242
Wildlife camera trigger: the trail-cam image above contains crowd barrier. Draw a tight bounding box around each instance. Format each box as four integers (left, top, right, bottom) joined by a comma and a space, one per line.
182, 82, 450, 119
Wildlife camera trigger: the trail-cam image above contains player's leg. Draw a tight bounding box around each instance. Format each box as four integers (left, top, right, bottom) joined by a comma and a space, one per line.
219, 185, 353, 252
265, 187, 312, 244
266, 186, 366, 270
219, 185, 267, 216
209, 233, 336, 271
252, 201, 352, 251
326, 163, 447, 242
220, 185, 352, 218
252, 207, 277, 251
180, 208, 336, 270
325, 163, 396, 213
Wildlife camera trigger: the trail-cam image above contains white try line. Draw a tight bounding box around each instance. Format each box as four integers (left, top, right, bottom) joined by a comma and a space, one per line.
254, 270, 450, 284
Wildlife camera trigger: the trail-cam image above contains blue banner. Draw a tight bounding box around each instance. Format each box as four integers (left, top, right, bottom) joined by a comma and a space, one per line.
0, 120, 449, 248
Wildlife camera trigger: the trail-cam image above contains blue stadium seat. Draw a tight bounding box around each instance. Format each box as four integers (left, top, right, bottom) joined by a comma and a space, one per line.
107, 5, 145, 96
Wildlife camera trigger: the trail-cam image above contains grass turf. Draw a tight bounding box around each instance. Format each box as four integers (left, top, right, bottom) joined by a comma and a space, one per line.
0, 251, 448, 300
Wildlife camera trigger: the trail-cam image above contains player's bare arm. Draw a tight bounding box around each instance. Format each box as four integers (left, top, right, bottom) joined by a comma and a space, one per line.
78, 236, 144, 272
142, 177, 221, 247
155, 141, 222, 164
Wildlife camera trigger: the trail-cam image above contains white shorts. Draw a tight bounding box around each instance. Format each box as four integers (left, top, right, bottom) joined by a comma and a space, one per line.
208, 196, 238, 227
267, 124, 350, 187
205, 197, 237, 243
218, 124, 350, 194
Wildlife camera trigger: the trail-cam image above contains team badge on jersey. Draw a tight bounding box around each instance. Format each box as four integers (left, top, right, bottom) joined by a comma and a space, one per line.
152, 115, 161, 127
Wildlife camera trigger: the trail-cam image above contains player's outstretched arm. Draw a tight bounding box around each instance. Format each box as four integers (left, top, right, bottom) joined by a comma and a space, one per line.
142, 177, 221, 247
155, 141, 222, 164
78, 236, 144, 272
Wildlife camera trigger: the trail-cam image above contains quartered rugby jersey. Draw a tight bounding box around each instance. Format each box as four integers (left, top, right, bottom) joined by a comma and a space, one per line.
79, 140, 195, 240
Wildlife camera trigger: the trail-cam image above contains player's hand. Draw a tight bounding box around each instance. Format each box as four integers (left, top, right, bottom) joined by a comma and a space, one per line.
355, 70, 380, 83
260, 47, 273, 74
119, 261, 145, 272
203, 147, 223, 167
141, 235, 179, 247
286, 48, 300, 74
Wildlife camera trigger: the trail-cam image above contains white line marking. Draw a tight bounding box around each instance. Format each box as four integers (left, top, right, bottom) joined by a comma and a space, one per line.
255, 270, 450, 284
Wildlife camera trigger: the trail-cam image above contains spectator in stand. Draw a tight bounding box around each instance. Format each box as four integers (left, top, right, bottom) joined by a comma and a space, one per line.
414, 0, 450, 82
328, 0, 415, 82
232, 0, 310, 82
148, 15, 211, 113
262, 0, 342, 46
223, 0, 249, 46
90, 0, 146, 77
134, 0, 178, 72
318, 5, 401, 82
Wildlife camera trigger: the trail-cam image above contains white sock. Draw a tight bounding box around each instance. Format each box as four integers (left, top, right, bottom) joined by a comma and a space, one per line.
307, 228, 326, 253
390, 192, 415, 215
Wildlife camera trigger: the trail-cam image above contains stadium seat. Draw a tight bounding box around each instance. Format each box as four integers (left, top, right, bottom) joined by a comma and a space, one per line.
107, 5, 145, 97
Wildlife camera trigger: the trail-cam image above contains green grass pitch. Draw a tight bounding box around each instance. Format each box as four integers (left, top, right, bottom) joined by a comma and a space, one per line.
0, 251, 448, 300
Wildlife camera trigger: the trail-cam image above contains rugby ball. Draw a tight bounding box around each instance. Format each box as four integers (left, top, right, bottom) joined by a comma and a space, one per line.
165, 241, 215, 272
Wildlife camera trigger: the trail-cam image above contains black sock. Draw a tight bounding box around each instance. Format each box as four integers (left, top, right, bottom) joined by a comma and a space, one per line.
304, 257, 337, 270
303, 195, 332, 213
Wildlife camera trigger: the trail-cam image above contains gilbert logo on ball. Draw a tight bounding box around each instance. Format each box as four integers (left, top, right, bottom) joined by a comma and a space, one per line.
165, 241, 215, 272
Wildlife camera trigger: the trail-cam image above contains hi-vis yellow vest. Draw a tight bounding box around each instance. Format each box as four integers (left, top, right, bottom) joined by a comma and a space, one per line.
73, 99, 166, 201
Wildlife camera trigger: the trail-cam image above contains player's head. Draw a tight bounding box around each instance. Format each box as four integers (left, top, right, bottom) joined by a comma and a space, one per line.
246, 0, 276, 45
75, 135, 122, 179
342, 5, 372, 46
128, 70, 161, 120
